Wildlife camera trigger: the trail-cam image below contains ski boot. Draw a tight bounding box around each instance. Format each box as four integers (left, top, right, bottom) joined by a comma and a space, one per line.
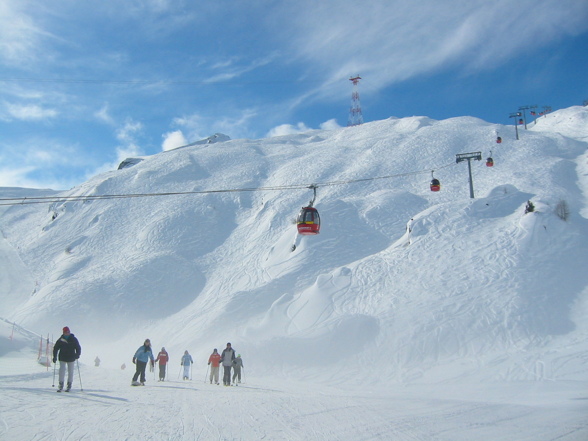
65, 383, 72, 392
57, 381, 64, 392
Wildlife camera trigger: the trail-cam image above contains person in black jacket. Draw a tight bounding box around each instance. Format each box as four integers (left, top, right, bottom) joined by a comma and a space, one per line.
52, 327, 81, 392
220, 342, 236, 386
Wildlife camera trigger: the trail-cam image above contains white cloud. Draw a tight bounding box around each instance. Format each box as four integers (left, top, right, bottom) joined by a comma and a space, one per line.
173, 108, 258, 141
162, 130, 188, 151
0, 1, 59, 67
0, 165, 38, 187
73, 118, 148, 179
319, 119, 341, 131
113, 120, 145, 166
3, 102, 58, 121
0, 138, 90, 189
266, 119, 341, 138
95, 104, 115, 125
266, 122, 311, 138
116, 120, 143, 143
172, 114, 205, 141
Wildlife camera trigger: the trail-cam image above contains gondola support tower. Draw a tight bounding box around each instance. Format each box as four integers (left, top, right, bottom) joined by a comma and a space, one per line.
348, 76, 364, 126
456, 152, 482, 199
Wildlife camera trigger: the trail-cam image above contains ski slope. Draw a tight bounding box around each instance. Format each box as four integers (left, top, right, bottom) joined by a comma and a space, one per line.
1, 106, 588, 440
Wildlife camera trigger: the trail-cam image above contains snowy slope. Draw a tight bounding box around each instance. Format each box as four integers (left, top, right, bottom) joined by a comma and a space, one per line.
1, 106, 587, 440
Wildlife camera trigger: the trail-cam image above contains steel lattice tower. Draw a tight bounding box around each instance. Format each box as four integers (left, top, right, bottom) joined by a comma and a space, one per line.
347, 76, 363, 126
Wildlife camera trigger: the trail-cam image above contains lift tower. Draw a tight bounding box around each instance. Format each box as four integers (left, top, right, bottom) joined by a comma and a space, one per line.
347, 76, 363, 126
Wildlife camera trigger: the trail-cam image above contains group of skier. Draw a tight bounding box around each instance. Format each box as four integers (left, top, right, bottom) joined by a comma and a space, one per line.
51, 327, 245, 390
207, 342, 244, 386
130, 339, 243, 387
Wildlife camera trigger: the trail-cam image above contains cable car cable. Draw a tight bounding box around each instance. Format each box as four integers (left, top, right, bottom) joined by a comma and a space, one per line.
0, 162, 457, 207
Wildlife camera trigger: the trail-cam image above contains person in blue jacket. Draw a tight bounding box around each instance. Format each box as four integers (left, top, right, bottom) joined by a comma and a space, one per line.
132, 339, 154, 386
52, 326, 81, 392
181, 350, 193, 380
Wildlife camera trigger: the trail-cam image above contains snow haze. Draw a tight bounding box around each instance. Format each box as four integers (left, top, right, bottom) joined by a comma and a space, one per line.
1, 106, 587, 440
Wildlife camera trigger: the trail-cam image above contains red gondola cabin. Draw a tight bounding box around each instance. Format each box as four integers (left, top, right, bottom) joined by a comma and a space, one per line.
496, 136, 502, 143
297, 207, 320, 235
430, 178, 441, 192
486, 157, 494, 167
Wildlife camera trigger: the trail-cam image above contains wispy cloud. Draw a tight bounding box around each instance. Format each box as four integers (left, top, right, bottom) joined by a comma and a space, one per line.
0, 139, 87, 189
204, 54, 278, 84
116, 120, 144, 144
0, 1, 49, 66
270, 0, 588, 98
0, 0, 585, 190
172, 108, 258, 141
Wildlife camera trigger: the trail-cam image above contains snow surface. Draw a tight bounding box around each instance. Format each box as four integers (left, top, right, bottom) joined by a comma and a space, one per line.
1, 106, 588, 440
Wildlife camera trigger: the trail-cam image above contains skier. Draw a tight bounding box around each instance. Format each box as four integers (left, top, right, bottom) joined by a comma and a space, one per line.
220, 342, 236, 386
155, 347, 169, 381
232, 354, 244, 385
208, 348, 221, 384
94, 356, 100, 367
131, 339, 154, 386
181, 350, 193, 380
52, 326, 81, 392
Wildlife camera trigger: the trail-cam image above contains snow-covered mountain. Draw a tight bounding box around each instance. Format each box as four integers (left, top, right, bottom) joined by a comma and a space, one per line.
2, 106, 588, 440
2, 107, 588, 385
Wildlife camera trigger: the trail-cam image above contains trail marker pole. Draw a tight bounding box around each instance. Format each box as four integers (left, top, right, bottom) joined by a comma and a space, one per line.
456, 152, 482, 199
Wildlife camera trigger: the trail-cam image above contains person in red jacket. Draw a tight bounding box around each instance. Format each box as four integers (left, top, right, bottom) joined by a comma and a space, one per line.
208, 348, 221, 385
155, 347, 169, 381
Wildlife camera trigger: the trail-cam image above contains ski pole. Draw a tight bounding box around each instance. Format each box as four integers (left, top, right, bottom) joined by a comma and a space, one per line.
76, 360, 84, 391
52, 360, 56, 387
178, 364, 182, 379
204, 365, 209, 383
190, 363, 193, 380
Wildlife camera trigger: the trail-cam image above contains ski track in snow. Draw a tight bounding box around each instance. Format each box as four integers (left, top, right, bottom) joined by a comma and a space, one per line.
1, 356, 587, 441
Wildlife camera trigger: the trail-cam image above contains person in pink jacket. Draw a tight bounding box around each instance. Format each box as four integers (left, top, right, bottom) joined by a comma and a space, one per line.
155, 347, 169, 381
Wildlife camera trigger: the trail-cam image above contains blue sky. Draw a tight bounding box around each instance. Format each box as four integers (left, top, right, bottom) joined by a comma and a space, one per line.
1, 0, 587, 190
